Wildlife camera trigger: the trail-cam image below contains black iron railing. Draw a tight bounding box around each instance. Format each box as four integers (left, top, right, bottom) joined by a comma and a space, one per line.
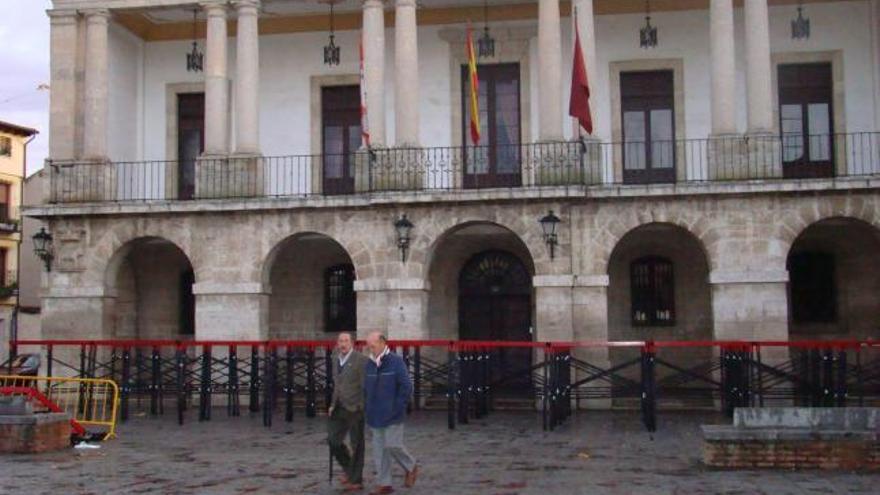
46, 132, 880, 204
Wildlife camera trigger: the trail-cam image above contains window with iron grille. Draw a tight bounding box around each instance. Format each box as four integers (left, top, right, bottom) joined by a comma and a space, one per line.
0, 137, 10, 157
788, 251, 836, 323
630, 256, 675, 326
325, 263, 356, 333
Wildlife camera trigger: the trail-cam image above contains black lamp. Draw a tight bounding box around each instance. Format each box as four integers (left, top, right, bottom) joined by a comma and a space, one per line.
32, 227, 54, 272
394, 214, 414, 263
539, 210, 561, 260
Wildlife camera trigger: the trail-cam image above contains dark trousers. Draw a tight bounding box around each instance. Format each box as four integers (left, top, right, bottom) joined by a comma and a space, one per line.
328, 407, 365, 484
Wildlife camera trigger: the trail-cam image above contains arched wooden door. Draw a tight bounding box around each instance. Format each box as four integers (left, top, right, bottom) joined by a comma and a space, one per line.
458, 250, 532, 394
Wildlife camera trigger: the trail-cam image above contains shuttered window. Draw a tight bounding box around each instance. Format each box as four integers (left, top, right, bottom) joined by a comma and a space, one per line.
631, 257, 675, 326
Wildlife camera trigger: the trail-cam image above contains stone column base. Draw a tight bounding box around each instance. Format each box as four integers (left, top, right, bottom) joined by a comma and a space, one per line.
531, 140, 602, 186
50, 158, 116, 203
708, 133, 781, 180
192, 283, 269, 340
196, 154, 265, 199
354, 147, 425, 192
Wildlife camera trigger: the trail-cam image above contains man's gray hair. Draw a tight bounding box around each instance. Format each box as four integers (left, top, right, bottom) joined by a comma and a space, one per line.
337, 331, 354, 340
367, 330, 387, 343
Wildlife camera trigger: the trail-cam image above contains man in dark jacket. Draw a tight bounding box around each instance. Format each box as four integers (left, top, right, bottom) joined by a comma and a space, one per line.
364, 331, 418, 494
328, 332, 369, 492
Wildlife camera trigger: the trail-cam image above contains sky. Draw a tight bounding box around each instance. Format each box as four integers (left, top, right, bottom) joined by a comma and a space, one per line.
0, 0, 52, 176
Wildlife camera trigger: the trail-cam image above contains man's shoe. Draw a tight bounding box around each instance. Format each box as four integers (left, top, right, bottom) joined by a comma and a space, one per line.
369, 486, 394, 495
404, 465, 419, 488
339, 474, 350, 486
342, 483, 363, 492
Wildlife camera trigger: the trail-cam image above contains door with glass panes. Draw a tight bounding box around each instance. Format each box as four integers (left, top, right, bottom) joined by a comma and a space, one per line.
778, 63, 834, 179
322, 85, 362, 195
461, 63, 521, 188
177, 93, 204, 200
621, 71, 675, 184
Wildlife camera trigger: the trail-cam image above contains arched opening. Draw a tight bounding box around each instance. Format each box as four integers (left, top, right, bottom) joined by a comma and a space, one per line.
106, 237, 195, 339
428, 222, 535, 395
606, 223, 712, 406
787, 217, 880, 339
264, 233, 356, 339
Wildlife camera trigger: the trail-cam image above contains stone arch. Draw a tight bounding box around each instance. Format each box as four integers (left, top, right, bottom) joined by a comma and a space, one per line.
426, 221, 536, 342
104, 236, 196, 340
778, 197, 880, 259
786, 216, 880, 339
262, 232, 357, 339
605, 222, 713, 406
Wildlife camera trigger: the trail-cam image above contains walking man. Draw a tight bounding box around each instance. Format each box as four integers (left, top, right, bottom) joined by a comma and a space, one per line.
328, 331, 369, 492
364, 331, 418, 494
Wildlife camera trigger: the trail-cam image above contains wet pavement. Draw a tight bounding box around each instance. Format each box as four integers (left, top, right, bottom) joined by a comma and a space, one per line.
1, 409, 877, 494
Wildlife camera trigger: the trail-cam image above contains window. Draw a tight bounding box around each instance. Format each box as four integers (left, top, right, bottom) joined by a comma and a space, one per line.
0, 183, 9, 221
778, 63, 833, 178
0, 136, 11, 157
621, 71, 675, 184
788, 251, 836, 323
630, 257, 675, 326
325, 264, 356, 333
321, 85, 361, 196
0, 248, 7, 287
460, 63, 521, 188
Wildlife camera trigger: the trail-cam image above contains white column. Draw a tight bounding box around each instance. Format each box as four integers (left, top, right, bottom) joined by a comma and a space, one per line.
710, 0, 737, 135
572, 0, 598, 136
82, 9, 110, 160
394, 0, 419, 146
233, 0, 260, 155
47, 10, 79, 160
538, 0, 563, 141
744, 0, 774, 134
362, 0, 386, 146
203, 1, 229, 155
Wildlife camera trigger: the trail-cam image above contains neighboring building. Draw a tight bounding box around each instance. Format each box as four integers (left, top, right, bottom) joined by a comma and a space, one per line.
27, 0, 880, 386
0, 121, 38, 360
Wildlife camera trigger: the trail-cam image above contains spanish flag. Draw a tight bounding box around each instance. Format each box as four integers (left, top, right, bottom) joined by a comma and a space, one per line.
466, 23, 481, 145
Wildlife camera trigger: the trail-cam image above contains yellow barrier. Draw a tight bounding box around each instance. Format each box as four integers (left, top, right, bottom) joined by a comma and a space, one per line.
0, 375, 120, 440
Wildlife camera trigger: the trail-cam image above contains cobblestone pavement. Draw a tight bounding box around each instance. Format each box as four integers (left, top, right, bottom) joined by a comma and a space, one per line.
1, 410, 877, 494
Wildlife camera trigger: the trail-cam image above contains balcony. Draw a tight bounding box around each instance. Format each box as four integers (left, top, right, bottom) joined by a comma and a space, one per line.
0, 205, 20, 233
45, 133, 880, 205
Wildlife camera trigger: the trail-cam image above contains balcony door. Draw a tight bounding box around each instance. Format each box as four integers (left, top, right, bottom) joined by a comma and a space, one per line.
621, 70, 676, 184
322, 85, 361, 195
779, 63, 834, 179
461, 63, 521, 189
177, 93, 204, 200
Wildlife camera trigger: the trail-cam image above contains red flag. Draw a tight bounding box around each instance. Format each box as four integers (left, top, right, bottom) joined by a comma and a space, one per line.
359, 37, 371, 148
569, 23, 593, 135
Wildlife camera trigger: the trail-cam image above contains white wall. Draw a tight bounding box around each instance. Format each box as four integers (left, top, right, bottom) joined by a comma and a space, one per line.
118, 1, 877, 161
107, 22, 142, 162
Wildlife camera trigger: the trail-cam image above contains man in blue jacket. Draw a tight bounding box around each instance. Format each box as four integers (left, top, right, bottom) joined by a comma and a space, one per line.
364, 331, 418, 494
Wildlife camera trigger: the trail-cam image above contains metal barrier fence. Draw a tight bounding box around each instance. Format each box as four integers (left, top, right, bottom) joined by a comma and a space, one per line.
47, 132, 880, 203
8, 339, 880, 433
0, 374, 119, 440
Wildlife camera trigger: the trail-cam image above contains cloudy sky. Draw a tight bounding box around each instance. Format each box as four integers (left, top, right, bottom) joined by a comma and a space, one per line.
1, 0, 52, 176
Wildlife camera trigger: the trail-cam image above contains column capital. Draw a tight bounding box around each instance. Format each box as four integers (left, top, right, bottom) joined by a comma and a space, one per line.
232, 0, 261, 11
80, 8, 110, 21
46, 9, 78, 24
201, 1, 228, 15
363, 0, 385, 10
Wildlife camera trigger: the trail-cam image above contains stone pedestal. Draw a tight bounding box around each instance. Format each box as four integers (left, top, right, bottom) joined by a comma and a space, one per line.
572, 276, 612, 409
708, 134, 781, 180
354, 148, 425, 193
50, 160, 116, 203
0, 412, 71, 454
531, 141, 598, 186
354, 278, 429, 340
196, 154, 264, 199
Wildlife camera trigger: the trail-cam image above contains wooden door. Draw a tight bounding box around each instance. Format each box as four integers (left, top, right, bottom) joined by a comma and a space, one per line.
621, 71, 676, 184
779, 63, 834, 178
177, 93, 204, 200
322, 86, 361, 195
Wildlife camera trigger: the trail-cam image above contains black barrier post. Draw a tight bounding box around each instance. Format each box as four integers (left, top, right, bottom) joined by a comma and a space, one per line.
263, 345, 277, 427
199, 345, 212, 421
306, 348, 316, 418
474, 350, 486, 419
446, 346, 456, 430
149, 347, 160, 415
458, 351, 469, 425
810, 348, 822, 406
228, 346, 240, 417
413, 347, 421, 411
176, 345, 186, 425
754, 345, 765, 407
542, 347, 549, 432
79, 344, 86, 378
249, 346, 260, 412
822, 348, 834, 407
120, 346, 131, 422
325, 348, 334, 411
835, 348, 847, 407
285, 345, 295, 423
46, 344, 53, 378
640, 344, 656, 433
856, 347, 864, 407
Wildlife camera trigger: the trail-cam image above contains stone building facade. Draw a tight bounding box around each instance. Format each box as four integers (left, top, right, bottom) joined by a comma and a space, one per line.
28, 0, 880, 372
